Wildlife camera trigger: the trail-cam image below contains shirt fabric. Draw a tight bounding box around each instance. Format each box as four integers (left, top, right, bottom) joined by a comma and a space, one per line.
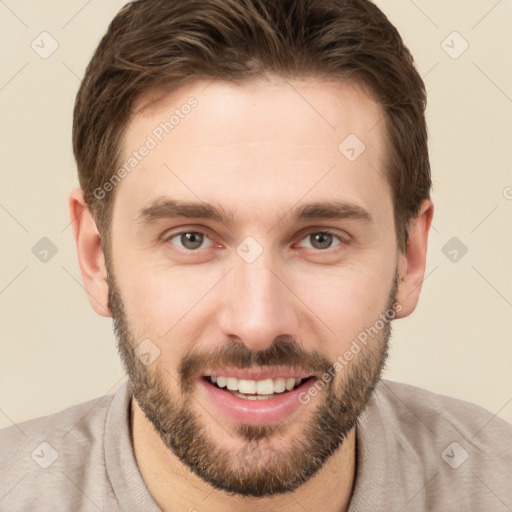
1, 379, 511, 511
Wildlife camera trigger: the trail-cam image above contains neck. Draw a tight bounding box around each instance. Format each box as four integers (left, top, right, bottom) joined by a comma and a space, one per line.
131, 398, 356, 512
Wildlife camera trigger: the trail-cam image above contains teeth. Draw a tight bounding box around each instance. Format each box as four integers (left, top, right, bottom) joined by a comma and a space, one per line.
226, 377, 238, 391
256, 379, 273, 394
233, 391, 274, 400
234, 391, 258, 400
273, 378, 286, 393
209, 376, 304, 395
238, 379, 256, 394
285, 378, 296, 391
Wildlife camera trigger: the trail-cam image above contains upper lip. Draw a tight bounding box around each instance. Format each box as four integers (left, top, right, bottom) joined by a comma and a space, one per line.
201, 367, 315, 381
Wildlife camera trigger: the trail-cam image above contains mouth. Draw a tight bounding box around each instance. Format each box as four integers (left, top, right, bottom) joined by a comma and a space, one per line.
197, 370, 318, 425
203, 375, 313, 400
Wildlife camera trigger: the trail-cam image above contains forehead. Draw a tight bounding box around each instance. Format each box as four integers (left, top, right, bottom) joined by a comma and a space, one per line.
131, 76, 383, 149
115, 76, 390, 230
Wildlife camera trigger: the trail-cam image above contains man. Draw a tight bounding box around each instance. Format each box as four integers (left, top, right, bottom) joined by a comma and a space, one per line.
1, 0, 511, 510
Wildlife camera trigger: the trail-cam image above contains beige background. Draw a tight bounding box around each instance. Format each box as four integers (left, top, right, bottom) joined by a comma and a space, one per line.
1, 0, 511, 428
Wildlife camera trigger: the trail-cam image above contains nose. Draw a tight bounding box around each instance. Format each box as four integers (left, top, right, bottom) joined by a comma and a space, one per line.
217, 252, 299, 352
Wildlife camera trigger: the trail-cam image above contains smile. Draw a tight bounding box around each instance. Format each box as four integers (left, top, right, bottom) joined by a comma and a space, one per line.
208, 376, 305, 399
198, 370, 317, 425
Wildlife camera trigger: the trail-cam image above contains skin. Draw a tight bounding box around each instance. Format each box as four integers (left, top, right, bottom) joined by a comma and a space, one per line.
69, 76, 433, 512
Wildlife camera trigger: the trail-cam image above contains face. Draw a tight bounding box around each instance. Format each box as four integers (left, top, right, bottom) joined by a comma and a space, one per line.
106, 77, 400, 496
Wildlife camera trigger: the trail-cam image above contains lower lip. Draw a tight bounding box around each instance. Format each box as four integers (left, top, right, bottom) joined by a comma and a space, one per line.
198, 377, 315, 425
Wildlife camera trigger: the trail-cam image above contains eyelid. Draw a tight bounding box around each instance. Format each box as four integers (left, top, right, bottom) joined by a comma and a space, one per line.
161, 228, 207, 241
160, 227, 217, 250
295, 229, 349, 249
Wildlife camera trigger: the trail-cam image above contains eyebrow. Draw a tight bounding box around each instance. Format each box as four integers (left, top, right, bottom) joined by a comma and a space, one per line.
137, 198, 235, 225
136, 197, 373, 227
287, 200, 373, 224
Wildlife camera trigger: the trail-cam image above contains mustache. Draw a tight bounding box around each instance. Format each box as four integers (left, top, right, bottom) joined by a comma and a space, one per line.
178, 335, 334, 392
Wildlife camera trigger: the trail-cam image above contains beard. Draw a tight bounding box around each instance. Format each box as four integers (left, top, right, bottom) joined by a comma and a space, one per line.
106, 262, 398, 497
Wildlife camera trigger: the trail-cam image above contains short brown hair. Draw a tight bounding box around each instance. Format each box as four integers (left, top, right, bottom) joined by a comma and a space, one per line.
73, 0, 431, 255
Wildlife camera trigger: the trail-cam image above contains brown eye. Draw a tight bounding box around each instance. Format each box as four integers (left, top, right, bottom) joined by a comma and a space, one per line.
310, 233, 334, 249
181, 232, 204, 250
166, 231, 211, 251
298, 231, 342, 250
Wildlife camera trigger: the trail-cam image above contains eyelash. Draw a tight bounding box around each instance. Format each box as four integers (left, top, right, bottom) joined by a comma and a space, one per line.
161, 229, 348, 253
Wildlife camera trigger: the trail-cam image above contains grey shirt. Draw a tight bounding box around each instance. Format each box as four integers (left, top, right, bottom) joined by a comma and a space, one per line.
1, 379, 511, 511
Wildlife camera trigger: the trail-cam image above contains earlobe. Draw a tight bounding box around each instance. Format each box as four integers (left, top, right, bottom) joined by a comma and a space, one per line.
68, 188, 111, 317
395, 199, 434, 319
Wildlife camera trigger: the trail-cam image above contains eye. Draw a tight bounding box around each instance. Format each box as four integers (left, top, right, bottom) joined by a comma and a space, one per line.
297, 231, 344, 251
164, 231, 214, 251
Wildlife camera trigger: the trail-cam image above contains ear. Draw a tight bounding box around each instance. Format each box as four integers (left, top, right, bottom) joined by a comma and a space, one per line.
68, 188, 111, 317
395, 199, 434, 319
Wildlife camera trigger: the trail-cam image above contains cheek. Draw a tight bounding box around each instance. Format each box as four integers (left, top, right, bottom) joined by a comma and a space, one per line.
292, 263, 394, 351
118, 265, 218, 340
